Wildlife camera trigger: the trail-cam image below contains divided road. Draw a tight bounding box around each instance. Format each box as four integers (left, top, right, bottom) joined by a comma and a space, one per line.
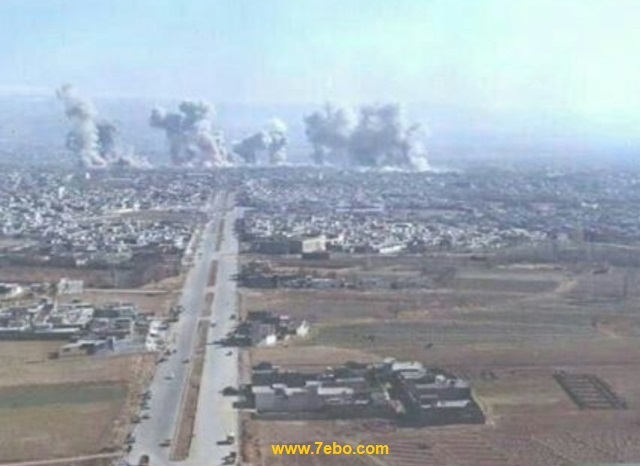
188, 199, 241, 466
126, 192, 240, 466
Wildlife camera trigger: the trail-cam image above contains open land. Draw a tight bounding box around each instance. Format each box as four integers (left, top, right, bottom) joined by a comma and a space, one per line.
242, 250, 640, 466
0, 340, 155, 463
0, 263, 186, 463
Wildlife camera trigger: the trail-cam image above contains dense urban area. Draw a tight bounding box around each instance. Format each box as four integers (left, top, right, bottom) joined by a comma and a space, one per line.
3, 0, 640, 464
1, 164, 640, 466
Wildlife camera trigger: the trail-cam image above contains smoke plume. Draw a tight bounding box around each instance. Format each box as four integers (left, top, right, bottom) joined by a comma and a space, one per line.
266, 118, 288, 165
232, 118, 288, 165
303, 104, 355, 165
304, 102, 428, 170
233, 131, 269, 164
57, 85, 150, 169
56, 84, 105, 168
149, 101, 229, 167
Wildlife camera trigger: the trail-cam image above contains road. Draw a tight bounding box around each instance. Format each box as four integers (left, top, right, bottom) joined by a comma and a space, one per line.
188, 199, 241, 466
126, 192, 240, 466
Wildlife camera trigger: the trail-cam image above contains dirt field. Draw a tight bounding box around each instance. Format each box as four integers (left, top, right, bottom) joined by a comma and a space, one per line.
0, 340, 155, 462
0, 232, 191, 463
0, 400, 123, 462
241, 257, 640, 465
0, 266, 116, 288
59, 290, 175, 318
57, 272, 185, 318
0, 356, 154, 462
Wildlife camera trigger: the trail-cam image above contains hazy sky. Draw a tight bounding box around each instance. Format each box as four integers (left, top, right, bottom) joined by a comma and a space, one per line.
1, 0, 639, 122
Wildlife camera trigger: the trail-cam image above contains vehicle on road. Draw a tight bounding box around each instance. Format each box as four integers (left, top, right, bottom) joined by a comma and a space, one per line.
138, 454, 150, 466
222, 451, 237, 464
225, 350, 233, 356
165, 372, 175, 380
159, 439, 171, 447
222, 386, 239, 396
182, 358, 190, 363
217, 432, 235, 445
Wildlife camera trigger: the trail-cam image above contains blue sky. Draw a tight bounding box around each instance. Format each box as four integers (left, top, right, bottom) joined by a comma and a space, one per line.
1, 0, 639, 125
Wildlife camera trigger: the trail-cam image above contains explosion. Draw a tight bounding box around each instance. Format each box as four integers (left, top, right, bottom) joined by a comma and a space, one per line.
57, 84, 150, 169
304, 102, 428, 170
149, 101, 230, 167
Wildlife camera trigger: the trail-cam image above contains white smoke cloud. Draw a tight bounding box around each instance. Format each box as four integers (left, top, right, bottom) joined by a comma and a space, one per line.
304, 102, 428, 170
57, 84, 151, 169
56, 84, 105, 168
149, 101, 230, 168
304, 104, 355, 165
266, 118, 288, 165
232, 118, 289, 166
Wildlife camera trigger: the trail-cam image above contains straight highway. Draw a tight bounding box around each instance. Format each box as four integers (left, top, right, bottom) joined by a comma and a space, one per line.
125, 192, 240, 466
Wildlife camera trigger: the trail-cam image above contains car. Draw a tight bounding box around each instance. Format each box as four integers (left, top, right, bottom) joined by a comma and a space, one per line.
222, 452, 237, 464
165, 372, 175, 380
210, 322, 217, 327
159, 439, 171, 447
221, 386, 238, 396
225, 350, 233, 356
182, 358, 190, 364
142, 413, 151, 420
229, 314, 237, 320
